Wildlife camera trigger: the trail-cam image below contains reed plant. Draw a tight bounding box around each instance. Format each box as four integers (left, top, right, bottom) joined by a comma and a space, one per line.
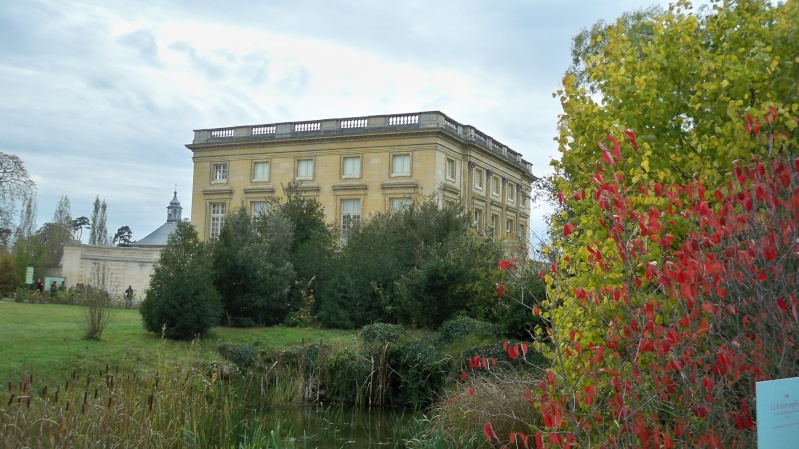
406, 368, 544, 448
0, 363, 294, 448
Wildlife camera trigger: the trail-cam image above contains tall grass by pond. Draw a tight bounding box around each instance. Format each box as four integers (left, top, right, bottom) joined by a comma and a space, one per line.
1, 365, 419, 448
1, 363, 289, 448
1, 301, 546, 448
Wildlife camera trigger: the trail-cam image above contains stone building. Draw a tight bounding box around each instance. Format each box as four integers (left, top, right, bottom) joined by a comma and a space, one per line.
59, 192, 183, 297
186, 111, 535, 244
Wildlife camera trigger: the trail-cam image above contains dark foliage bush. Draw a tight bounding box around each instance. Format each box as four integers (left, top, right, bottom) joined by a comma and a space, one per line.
357, 323, 407, 348
315, 196, 508, 329
437, 315, 502, 345
213, 206, 295, 326
322, 348, 368, 403
384, 339, 449, 408
218, 342, 258, 369
140, 221, 222, 340
498, 272, 548, 341
0, 251, 17, 296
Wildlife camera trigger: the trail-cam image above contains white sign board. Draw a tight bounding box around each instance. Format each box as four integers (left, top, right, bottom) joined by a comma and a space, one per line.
757, 377, 799, 447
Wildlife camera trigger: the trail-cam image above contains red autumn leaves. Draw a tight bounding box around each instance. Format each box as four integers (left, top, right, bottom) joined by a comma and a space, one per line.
496, 258, 517, 297
486, 118, 798, 447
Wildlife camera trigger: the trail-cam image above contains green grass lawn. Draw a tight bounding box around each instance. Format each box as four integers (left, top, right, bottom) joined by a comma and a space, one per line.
0, 300, 355, 387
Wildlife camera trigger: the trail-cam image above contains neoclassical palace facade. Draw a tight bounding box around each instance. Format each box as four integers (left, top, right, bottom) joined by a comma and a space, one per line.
186, 111, 535, 244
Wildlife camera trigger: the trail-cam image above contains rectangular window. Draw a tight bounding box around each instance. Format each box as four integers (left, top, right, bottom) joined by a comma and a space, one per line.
341, 199, 361, 245
253, 161, 270, 181
507, 183, 515, 203
474, 168, 484, 190
251, 201, 269, 216
446, 158, 456, 181
506, 218, 515, 238
210, 202, 227, 239
391, 154, 411, 176
491, 176, 500, 196
390, 197, 412, 212
342, 156, 361, 178
296, 159, 314, 180
473, 207, 483, 233
212, 163, 228, 183
491, 213, 500, 238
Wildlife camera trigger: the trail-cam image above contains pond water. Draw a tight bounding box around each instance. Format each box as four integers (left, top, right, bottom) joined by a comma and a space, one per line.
261, 404, 419, 448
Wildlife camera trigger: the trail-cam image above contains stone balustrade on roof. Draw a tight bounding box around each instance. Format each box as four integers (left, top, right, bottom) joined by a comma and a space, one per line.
191, 111, 533, 175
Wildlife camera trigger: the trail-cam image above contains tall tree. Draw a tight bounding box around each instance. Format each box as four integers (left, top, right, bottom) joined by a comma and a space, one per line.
140, 221, 221, 340
553, 0, 798, 193
273, 182, 330, 253
52, 195, 71, 227
72, 216, 90, 241
113, 226, 133, 246
0, 249, 16, 295
268, 182, 335, 325
213, 205, 295, 327
16, 195, 36, 240
38, 195, 73, 266
89, 196, 109, 246
566, 6, 663, 92
0, 228, 11, 249
12, 195, 40, 286
0, 152, 36, 232
315, 195, 505, 329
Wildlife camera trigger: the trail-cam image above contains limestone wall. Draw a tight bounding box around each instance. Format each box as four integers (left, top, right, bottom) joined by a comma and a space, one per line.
61, 242, 162, 298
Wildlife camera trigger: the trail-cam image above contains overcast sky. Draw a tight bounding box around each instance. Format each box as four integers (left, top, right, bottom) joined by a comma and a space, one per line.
1, 0, 679, 243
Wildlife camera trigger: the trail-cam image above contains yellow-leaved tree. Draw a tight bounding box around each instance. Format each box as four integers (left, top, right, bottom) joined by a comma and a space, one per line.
524, 1, 799, 447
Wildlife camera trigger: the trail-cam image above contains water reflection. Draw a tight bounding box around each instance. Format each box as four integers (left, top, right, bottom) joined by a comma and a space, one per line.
260, 403, 417, 448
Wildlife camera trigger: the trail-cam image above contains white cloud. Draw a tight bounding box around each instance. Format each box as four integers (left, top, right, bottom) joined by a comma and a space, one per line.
0, 0, 697, 242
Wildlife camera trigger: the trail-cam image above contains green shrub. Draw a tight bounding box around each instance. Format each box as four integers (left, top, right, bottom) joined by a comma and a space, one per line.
321, 324, 449, 408
13, 288, 38, 303
218, 343, 258, 370
273, 342, 322, 372
0, 251, 17, 296
357, 323, 407, 348
322, 348, 367, 403
437, 316, 501, 346
385, 339, 449, 409
496, 265, 549, 341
